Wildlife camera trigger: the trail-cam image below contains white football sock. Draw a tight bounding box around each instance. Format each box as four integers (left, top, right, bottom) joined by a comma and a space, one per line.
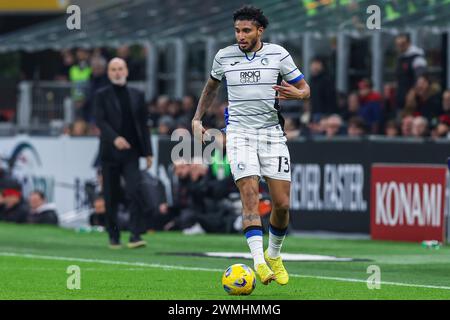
267, 227, 287, 258
246, 235, 265, 268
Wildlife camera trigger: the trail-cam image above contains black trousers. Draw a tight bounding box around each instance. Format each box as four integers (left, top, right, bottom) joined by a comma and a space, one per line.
101, 149, 145, 241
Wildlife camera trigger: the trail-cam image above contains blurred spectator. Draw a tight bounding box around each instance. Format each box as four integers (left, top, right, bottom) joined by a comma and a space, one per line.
395, 33, 427, 109
202, 100, 220, 129
336, 92, 348, 115
167, 100, 181, 119
83, 56, 110, 122
401, 114, 414, 137
138, 171, 170, 232
0, 182, 28, 223
116, 45, 145, 80
213, 102, 228, 130
163, 160, 205, 231
91, 48, 110, 61
284, 118, 300, 140
89, 195, 106, 227
347, 116, 366, 137
0, 160, 11, 183
181, 95, 196, 117
158, 115, 176, 135
70, 119, 89, 136
55, 49, 75, 81
27, 191, 58, 225
431, 115, 450, 139
156, 95, 170, 114
69, 48, 92, 98
182, 141, 239, 235
342, 92, 360, 121
411, 116, 429, 138
357, 78, 383, 134
324, 114, 343, 138
308, 115, 327, 136
166, 159, 191, 231
441, 90, 450, 116
383, 82, 398, 122
309, 57, 336, 120
404, 75, 442, 123
149, 95, 170, 129
299, 99, 312, 128
176, 95, 198, 130
163, 140, 239, 234
384, 119, 400, 137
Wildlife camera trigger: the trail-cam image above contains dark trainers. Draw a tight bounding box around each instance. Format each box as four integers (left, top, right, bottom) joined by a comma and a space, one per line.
127, 235, 147, 249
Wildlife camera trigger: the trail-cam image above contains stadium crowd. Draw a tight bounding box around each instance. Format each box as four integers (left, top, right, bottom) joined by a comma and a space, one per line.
1, 36, 449, 140
0, 170, 58, 226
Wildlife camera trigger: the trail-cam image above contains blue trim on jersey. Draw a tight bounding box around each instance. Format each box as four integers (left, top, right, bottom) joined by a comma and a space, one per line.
224, 107, 229, 125
269, 224, 287, 237
245, 51, 257, 61
221, 107, 229, 132
282, 67, 299, 77
287, 74, 304, 84
245, 229, 263, 239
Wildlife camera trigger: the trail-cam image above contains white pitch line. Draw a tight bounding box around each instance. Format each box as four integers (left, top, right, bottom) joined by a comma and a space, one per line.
1, 251, 450, 291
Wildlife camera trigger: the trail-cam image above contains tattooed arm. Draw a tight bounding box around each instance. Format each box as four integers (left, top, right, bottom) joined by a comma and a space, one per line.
192, 78, 221, 142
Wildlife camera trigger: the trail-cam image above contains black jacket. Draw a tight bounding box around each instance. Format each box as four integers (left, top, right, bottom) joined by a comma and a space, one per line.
27, 204, 59, 225
0, 200, 28, 223
310, 71, 336, 115
94, 85, 152, 162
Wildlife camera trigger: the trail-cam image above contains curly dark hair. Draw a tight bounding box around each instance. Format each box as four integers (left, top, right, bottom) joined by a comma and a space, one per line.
233, 5, 269, 29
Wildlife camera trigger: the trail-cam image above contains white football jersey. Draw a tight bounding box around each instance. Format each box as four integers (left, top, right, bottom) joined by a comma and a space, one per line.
211, 42, 304, 129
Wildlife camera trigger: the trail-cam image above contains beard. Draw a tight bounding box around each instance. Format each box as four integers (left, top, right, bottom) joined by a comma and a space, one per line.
240, 38, 258, 52
110, 77, 127, 86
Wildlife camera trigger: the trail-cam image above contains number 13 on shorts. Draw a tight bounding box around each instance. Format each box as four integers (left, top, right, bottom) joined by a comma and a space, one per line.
278, 156, 290, 173
260, 140, 291, 182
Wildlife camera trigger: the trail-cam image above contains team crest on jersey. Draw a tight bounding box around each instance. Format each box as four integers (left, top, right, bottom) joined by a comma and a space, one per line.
261, 58, 269, 66
237, 162, 246, 171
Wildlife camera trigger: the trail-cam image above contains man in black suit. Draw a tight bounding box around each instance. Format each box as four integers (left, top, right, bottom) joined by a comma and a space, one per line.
95, 57, 153, 249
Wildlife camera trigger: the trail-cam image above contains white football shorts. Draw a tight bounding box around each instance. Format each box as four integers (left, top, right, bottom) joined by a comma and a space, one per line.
226, 124, 291, 182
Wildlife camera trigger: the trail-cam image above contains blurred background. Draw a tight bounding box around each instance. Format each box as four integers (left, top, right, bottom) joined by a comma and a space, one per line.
0, 0, 449, 242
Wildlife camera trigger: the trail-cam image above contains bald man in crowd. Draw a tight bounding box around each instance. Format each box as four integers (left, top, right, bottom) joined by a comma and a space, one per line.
94, 57, 153, 249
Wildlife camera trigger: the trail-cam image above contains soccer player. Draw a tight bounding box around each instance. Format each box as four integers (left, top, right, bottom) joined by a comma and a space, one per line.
192, 6, 310, 285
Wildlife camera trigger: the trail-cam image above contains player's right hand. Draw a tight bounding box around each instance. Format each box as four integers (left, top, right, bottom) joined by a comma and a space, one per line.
114, 136, 131, 150
192, 119, 207, 144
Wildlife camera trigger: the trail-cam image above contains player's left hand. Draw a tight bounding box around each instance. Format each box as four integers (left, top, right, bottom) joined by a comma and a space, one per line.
273, 80, 309, 100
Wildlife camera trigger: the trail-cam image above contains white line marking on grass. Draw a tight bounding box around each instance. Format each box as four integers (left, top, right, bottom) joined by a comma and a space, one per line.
1, 251, 450, 291
0, 252, 224, 272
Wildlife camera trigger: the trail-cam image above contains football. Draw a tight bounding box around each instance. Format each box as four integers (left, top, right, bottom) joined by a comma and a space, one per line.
222, 264, 256, 295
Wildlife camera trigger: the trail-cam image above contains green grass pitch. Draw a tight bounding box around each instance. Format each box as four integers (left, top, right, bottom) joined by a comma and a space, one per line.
0, 222, 449, 300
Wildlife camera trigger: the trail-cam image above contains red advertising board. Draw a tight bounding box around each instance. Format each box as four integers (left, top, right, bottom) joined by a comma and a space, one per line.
371, 164, 446, 242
